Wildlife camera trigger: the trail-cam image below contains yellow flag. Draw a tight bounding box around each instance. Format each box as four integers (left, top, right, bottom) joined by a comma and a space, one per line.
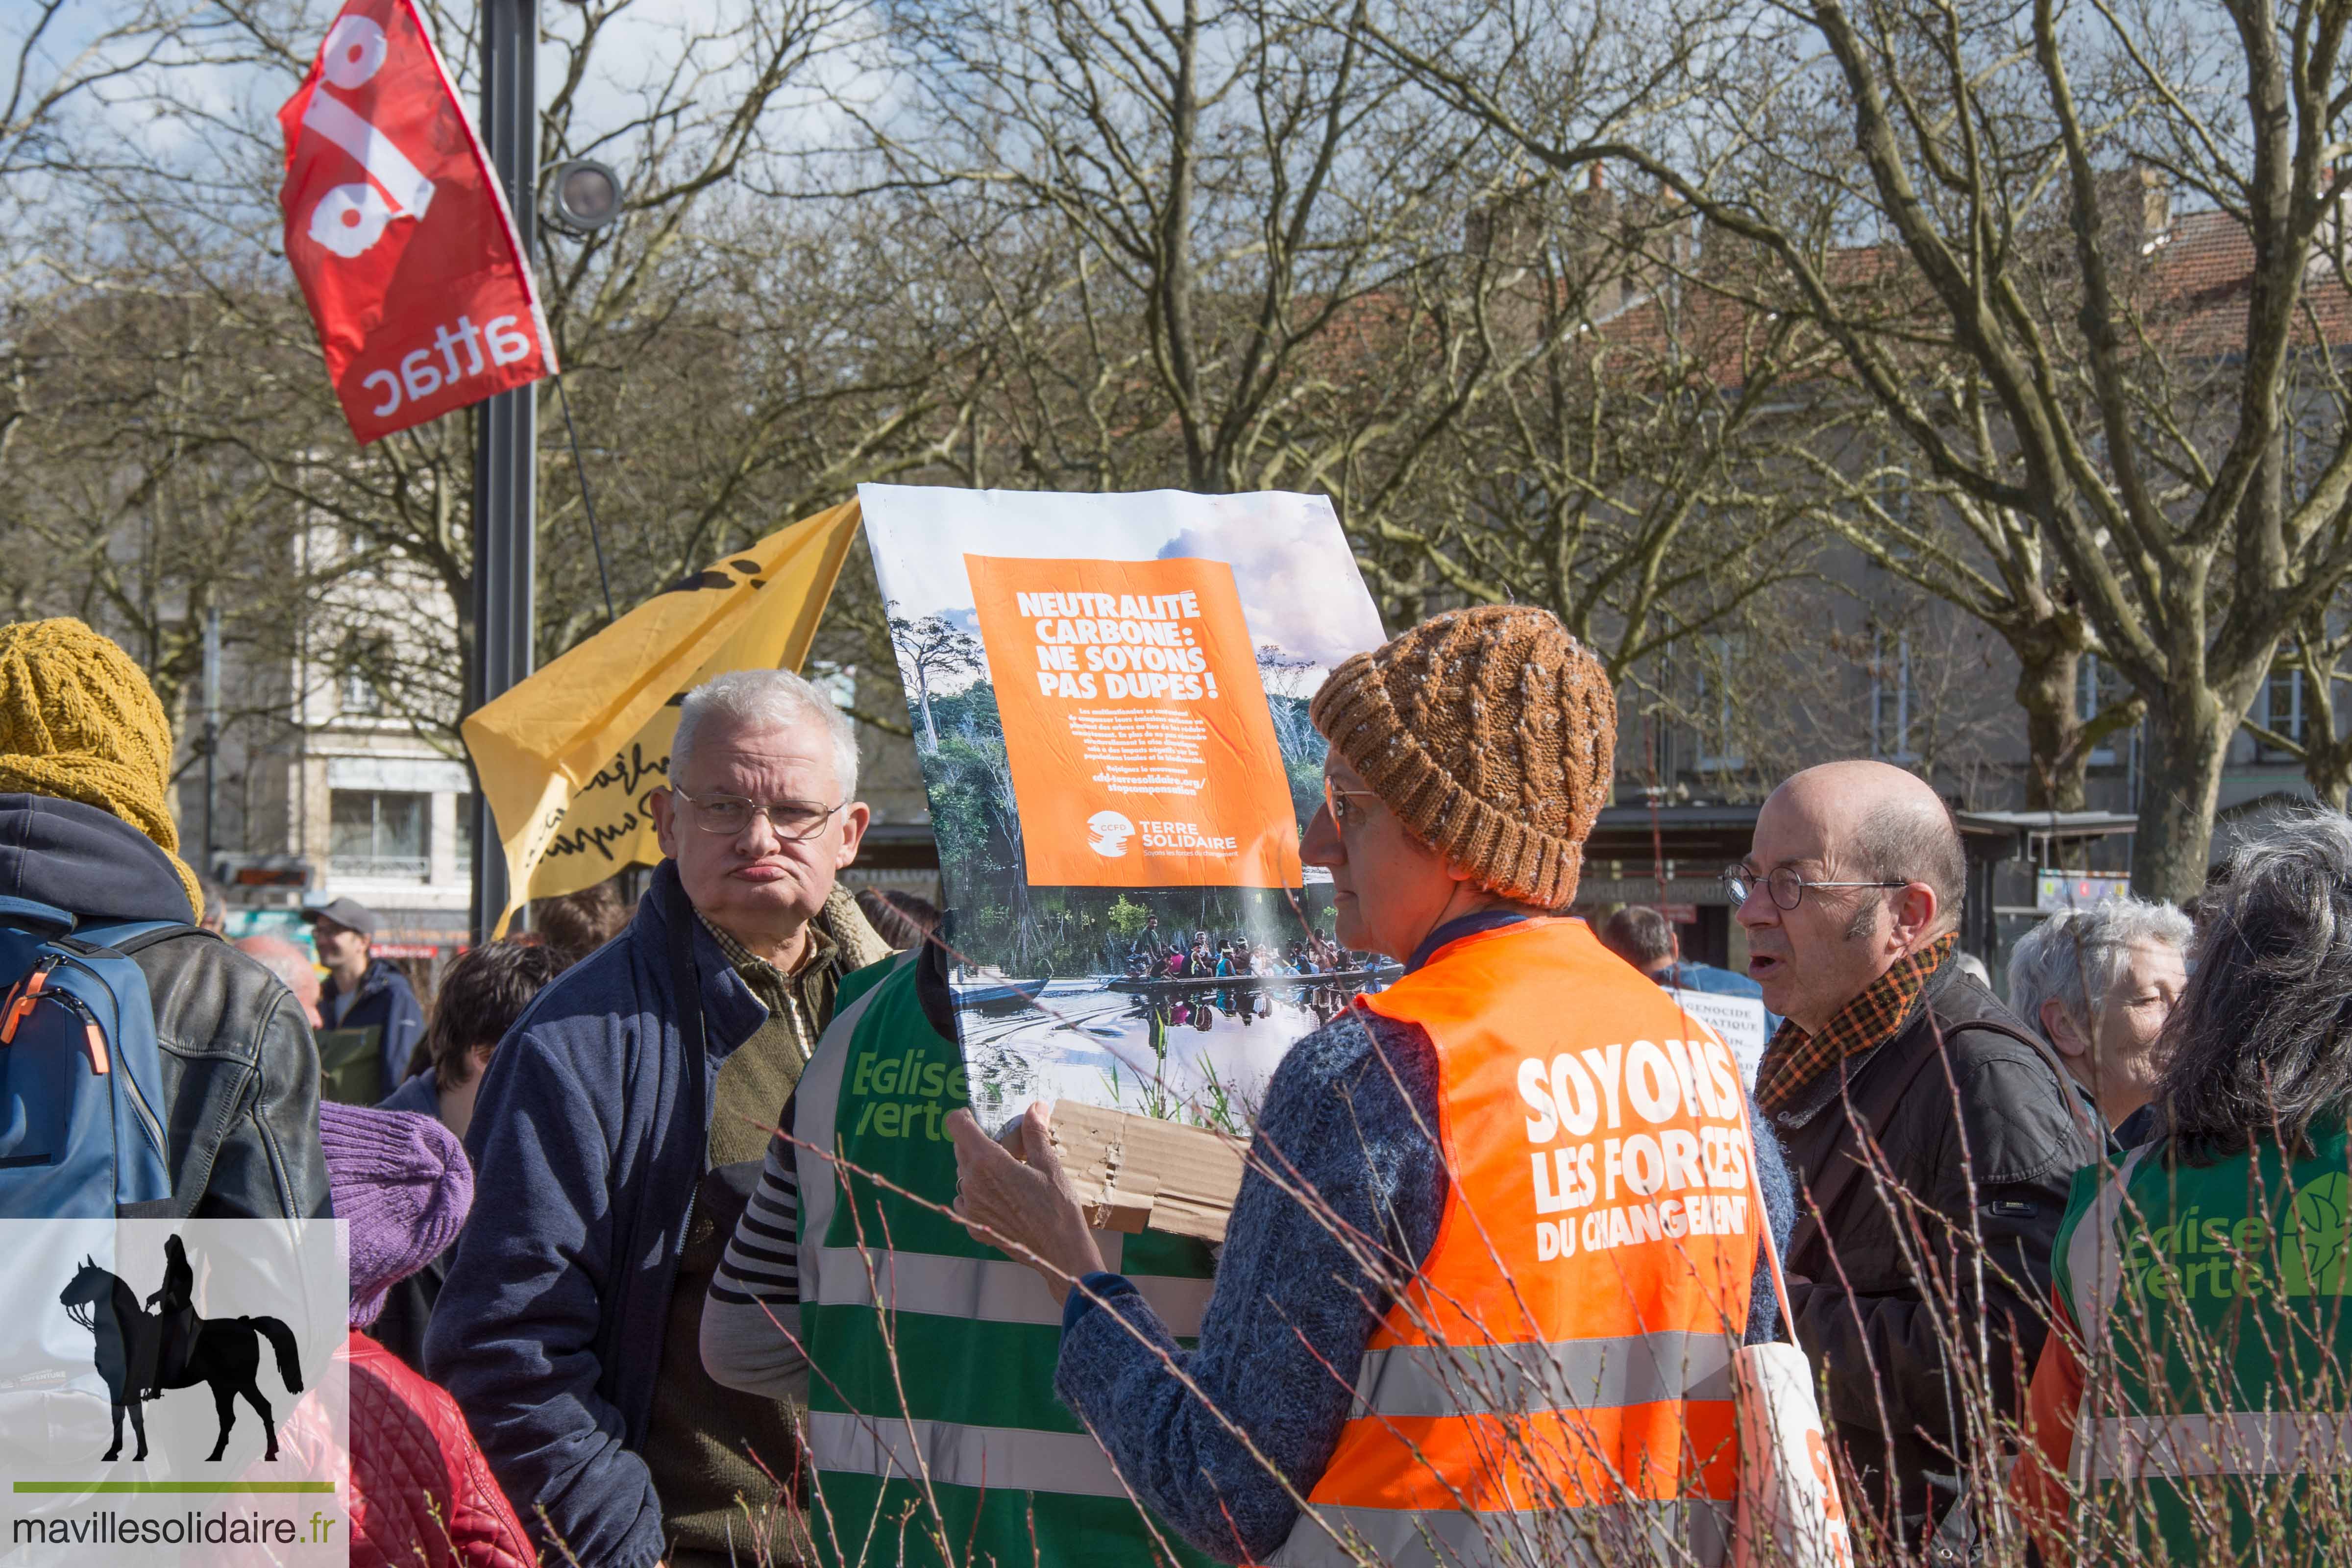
461, 498, 863, 934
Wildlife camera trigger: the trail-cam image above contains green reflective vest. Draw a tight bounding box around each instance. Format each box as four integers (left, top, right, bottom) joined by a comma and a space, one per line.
2053, 1121, 2352, 1562
794, 953, 1221, 1568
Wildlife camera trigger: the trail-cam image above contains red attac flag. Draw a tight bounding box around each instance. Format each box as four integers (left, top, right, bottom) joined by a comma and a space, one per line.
278, 0, 555, 445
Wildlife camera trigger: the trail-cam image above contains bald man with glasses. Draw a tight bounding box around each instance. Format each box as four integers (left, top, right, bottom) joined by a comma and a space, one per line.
1729, 760, 2091, 1553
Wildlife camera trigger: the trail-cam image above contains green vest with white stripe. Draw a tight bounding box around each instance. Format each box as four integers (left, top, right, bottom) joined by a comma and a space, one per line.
2052, 1120, 2352, 1562
794, 953, 1222, 1568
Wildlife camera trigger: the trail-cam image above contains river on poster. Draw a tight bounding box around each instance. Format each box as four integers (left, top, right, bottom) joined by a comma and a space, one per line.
859, 485, 1390, 1130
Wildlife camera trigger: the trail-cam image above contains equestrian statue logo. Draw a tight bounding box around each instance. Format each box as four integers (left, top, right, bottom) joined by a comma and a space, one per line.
57, 1235, 304, 1462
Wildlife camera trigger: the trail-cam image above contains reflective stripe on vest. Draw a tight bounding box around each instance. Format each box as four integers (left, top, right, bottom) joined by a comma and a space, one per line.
1349, 1330, 1734, 1418
2059, 1145, 2152, 1491
804, 1409, 1136, 1497
1269, 1495, 1732, 1568
2082, 1411, 2352, 1480
1276, 919, 1756, 1568
794, 955, 1214, 1502
2062, 1145, 2153, 1351
793, 967, 886, 1323
804, 1239, 1211, 1333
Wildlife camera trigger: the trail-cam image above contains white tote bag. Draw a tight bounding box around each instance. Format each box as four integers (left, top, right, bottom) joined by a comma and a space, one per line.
1732, 1198, 1856, 1568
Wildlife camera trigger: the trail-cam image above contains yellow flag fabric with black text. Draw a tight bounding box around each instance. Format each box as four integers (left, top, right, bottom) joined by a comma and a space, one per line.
460, 498, 862, 933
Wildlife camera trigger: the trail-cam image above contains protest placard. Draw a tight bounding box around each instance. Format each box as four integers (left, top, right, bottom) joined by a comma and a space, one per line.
861, 485, 1387, 1129
1670, 988, 1772, 1086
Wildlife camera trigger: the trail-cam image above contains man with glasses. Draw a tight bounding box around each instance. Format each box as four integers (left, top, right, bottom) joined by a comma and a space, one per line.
1730, 760, 2090, 1551
429, 669, 893, 1568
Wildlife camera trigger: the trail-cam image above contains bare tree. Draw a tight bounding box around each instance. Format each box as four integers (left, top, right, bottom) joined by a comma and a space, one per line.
9, 0, 987, 765
1799, 429, 2147, 810
1378, 177, 1835, 684
1373, 0, 2352, 897
862, 0, 1506, 511
0, 274, 324, 742
0, 0, 195, 186
887, 605, 984, 752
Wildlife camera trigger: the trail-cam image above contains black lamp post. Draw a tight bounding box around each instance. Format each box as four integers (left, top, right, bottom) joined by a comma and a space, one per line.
468, 0, 537, 941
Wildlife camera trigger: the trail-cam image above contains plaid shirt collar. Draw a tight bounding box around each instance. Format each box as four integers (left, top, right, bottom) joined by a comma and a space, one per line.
1754, 931, 1957, 1114
696, 910, 836, 983
696, 911, 838, 1059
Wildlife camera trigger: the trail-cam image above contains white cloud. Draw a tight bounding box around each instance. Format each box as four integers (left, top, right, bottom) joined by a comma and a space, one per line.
1158, 506, 1387, 670
860, 484, 1388, 701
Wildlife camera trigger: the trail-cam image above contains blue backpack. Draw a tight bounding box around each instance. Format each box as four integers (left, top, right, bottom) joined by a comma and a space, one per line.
0, 896, 183, 1219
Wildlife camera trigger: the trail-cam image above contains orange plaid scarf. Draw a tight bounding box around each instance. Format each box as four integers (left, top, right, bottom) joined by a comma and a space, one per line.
1754, 932, 1957, 1113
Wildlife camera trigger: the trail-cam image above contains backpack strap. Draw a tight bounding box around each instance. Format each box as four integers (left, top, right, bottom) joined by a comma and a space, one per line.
0, 895, 74, 936
1935, 1012, 2102, 1150
1789, 1006, 2087, 1264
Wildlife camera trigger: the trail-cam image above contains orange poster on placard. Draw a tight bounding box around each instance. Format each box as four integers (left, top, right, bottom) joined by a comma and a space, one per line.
966, 553, 1303, 889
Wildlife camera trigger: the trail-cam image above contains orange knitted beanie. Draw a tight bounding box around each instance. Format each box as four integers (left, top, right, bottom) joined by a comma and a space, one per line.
1308, 605, 1615, 908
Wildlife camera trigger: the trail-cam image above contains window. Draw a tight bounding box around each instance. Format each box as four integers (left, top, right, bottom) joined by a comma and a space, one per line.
455, 797, 474, 871
1870, 628, 1918, 761
337, 636, 383, 717
340, 668, 380, 715
808, 660, 858, 710
2259, 666, 2308, 758
330, 790, 429, 879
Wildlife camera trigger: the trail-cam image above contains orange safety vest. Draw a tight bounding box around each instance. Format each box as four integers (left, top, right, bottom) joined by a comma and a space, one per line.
1271, 918, 1758, 1568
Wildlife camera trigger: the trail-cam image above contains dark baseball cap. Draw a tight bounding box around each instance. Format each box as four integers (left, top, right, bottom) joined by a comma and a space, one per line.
300, 897, 382, 938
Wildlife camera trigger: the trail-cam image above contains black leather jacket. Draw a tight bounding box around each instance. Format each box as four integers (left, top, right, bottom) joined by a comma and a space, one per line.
136, 924, 333, 1219
1771, 962, 2092, 1542
0, 794, 330, 1220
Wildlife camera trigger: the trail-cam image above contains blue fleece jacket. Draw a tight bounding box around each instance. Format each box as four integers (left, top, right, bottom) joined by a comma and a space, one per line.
423, 863, 768, 1568
1054, 915, 1797, 1563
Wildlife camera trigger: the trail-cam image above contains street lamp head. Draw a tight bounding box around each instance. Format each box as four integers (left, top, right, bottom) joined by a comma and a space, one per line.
544, 158, 624, 234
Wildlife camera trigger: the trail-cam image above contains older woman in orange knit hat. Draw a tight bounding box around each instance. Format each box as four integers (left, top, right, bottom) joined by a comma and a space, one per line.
0, 617, 328, 1220
949, 606, 1793, 1568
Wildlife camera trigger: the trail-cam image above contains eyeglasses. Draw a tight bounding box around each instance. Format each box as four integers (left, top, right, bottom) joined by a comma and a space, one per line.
1721, 864, 1909, 911
1322, 776, 1385, 833
668, 785, 842, 840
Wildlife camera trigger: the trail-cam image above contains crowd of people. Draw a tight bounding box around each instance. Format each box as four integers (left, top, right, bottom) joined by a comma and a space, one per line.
1122, 914, 1355, 980
0, 603, 2342, 1568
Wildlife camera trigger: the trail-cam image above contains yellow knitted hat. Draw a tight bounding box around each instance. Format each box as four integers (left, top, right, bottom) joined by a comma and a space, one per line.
0, 618, 201, 916
1308, 605, 1616, 908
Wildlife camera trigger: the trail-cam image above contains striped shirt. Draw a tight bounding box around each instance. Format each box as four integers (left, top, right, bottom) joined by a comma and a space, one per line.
711, 1123, 800, 1308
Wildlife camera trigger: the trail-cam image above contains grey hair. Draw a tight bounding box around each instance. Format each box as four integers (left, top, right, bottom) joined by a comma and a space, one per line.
1846, 794, 1967, 939
672, 669, 859, 801
2006, 895, 2192, 1041
2158, 809, 2352, 1163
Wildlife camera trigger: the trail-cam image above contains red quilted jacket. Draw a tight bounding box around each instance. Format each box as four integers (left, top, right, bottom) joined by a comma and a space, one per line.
349, 1330, 536, 1567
